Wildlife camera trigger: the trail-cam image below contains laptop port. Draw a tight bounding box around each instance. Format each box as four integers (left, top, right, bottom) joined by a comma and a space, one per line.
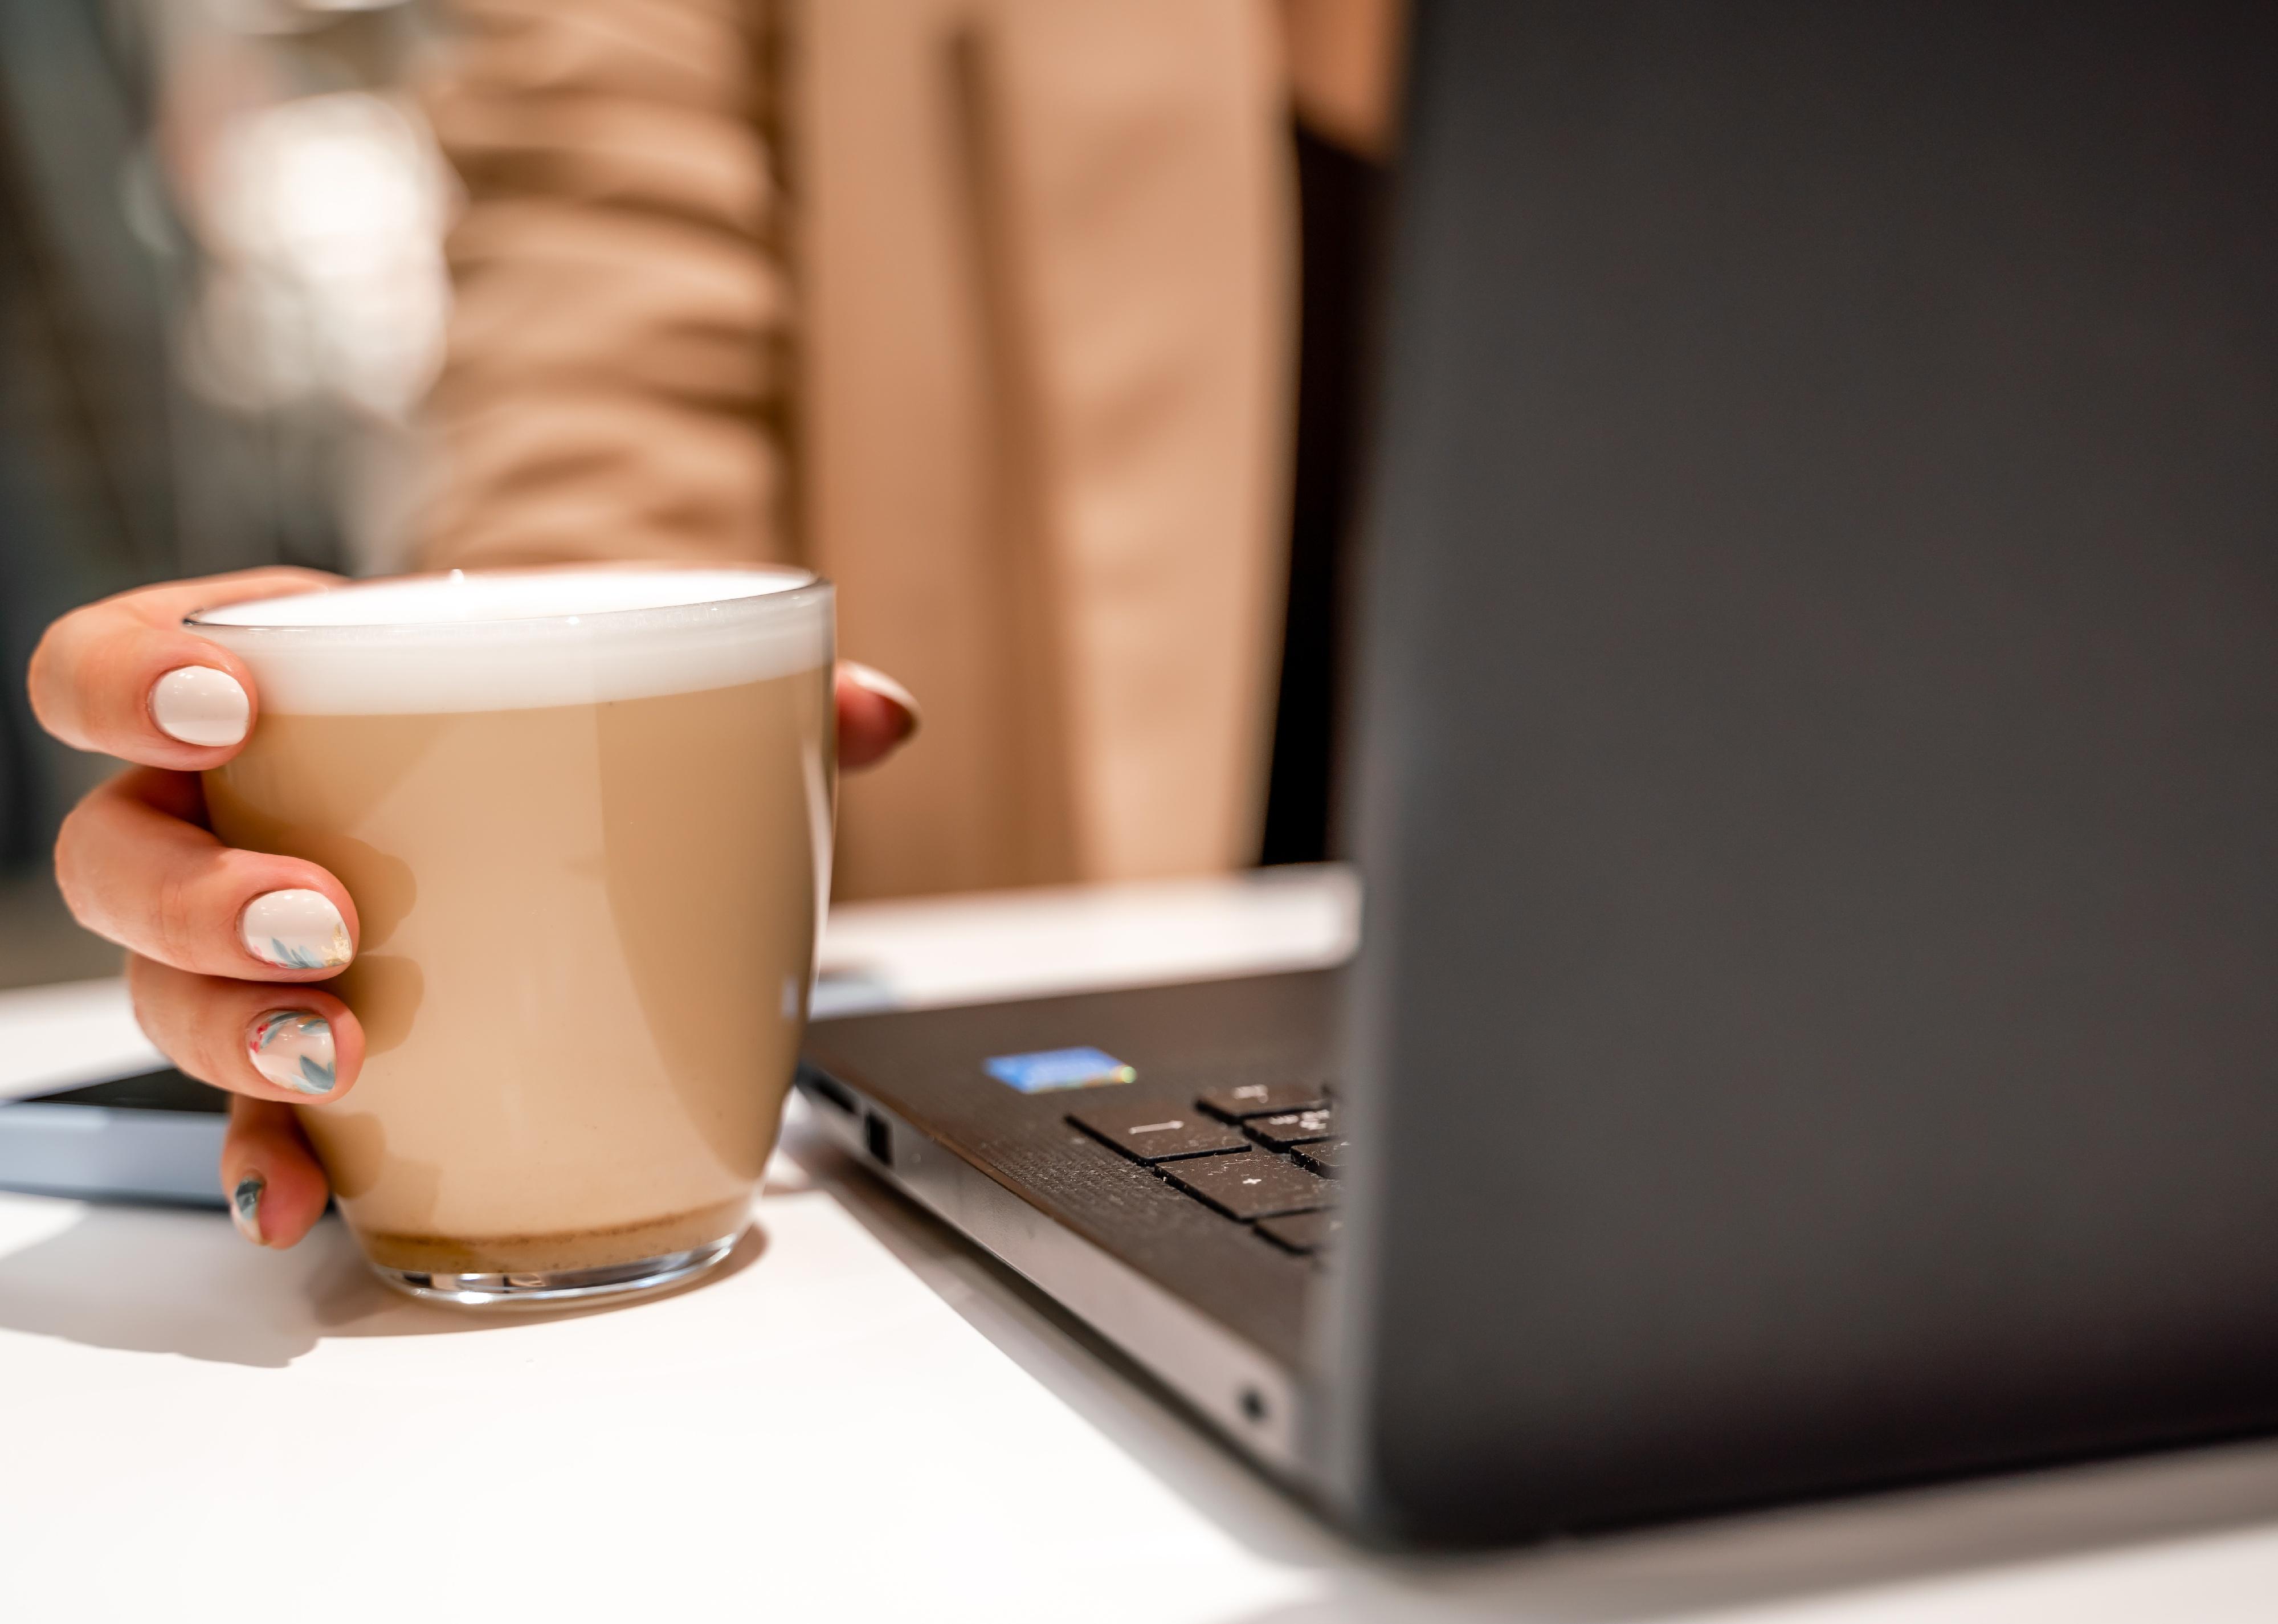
864, 1111, 893, 1168
803, 1069, 858, 1115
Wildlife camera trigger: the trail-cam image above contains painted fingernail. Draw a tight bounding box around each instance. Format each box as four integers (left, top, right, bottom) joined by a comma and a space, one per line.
150, 666, 250, 747
844, 662, 922, 739
231, 1174, 267, 1244
240, 889, 351, 970
247, 1010, 338, 1096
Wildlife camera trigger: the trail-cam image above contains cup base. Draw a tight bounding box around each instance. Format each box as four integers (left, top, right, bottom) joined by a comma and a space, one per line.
371, 1230, 740, 1309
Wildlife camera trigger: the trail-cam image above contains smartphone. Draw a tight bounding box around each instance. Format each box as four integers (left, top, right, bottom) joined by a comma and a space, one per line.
0, 1067, 227, 1208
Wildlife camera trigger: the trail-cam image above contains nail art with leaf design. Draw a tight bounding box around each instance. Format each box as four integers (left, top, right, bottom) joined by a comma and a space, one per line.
232, 1174, 266, 1244
247, 1010, 337, 1096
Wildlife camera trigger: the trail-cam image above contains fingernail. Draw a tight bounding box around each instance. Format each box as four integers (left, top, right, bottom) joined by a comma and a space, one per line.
231, 1173, 267, 1244
240, 889, 352, 970
150, 666, 249, 747
247, 1010, 338, 1096
844, 661, 922, 740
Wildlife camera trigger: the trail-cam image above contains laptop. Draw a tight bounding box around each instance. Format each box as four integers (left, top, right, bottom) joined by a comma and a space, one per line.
797, 0, 2278, 1546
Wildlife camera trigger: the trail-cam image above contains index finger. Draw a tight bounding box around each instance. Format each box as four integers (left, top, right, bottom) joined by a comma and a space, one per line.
26, 568, 339, 769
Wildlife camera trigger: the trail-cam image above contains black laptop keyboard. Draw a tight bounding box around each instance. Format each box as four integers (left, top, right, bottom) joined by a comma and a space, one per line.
1068, 1082, 1348, 1258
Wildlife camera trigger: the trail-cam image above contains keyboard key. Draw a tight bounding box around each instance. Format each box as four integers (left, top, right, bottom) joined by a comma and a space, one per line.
1197, 1081, 1329, 1123
1068, 1100, 1250, 1164
1291, 1139, 1349, 1177
1163, 1153, 1332, 1221
1245, 1106, 1336, 1150
1256, 1211, 1342, 1254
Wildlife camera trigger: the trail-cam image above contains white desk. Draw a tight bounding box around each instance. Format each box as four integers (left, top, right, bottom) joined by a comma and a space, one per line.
5, 866, 2278, 1622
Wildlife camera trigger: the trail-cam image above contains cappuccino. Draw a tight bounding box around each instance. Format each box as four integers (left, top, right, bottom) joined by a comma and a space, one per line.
194, 568, 833, 1303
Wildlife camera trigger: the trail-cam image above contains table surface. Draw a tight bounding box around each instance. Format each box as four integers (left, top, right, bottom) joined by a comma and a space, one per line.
6, 864, 2278, 1623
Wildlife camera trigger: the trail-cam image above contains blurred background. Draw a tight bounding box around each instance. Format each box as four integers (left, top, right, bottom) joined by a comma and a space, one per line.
0, 0, 1399, 993
1, 0, 450, 988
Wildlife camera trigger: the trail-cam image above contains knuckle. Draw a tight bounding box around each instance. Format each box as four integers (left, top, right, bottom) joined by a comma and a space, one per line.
23, 627, 58, 727
152, 870, 204, 969
26, 613, 105, 741
51, 797, 85, 867
51, 801, 101, 923
129, 962, 232, 1090
125, 967, 194, 1078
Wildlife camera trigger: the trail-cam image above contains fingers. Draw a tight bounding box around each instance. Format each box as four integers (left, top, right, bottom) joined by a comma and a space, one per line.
128, 953, 365, 1107
836, 661, 921, 771
126, 946, 351, 1250
221, 1096, 332, 1248
27, 568, 336, 769
56, 768, 358, 979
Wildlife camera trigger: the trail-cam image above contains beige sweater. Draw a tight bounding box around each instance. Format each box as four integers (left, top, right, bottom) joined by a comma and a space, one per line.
418, 0, 1398, 899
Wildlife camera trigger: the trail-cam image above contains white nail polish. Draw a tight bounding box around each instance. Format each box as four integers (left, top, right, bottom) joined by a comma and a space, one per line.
150, 666, 250, 747
241, 889, 352, 971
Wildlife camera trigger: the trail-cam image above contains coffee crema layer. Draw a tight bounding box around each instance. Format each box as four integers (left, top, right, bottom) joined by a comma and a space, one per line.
190, 566, 828, 715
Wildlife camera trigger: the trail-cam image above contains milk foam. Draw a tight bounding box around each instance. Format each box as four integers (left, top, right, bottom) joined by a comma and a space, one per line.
189, 568, 831, 715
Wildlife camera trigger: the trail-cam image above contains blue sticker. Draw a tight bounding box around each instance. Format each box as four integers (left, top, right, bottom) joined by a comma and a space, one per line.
984, 1046, 1137, 1094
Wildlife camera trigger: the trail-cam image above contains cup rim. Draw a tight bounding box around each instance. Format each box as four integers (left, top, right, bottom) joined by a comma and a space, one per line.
184, 564, 831, 640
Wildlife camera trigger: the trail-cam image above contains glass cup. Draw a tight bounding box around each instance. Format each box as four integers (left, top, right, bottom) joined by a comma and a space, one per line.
191, 566, 834, 1306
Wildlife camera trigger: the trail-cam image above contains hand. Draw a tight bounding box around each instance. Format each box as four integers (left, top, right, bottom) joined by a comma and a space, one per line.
27, 570, 920, 1248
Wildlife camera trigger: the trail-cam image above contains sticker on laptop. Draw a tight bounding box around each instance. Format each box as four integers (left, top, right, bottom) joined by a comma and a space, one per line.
983, 1046, 1137, 1093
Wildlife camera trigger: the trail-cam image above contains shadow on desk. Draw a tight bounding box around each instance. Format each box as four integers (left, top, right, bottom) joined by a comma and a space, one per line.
0, 1201, 771, 1368
794, 1124, 2278, 1621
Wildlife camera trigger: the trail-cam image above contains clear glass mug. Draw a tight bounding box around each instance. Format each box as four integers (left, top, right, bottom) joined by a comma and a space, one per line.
191, 567, 834, 1306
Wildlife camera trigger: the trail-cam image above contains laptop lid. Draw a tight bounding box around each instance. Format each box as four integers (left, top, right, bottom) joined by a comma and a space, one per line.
1324, 0, 2278, 1543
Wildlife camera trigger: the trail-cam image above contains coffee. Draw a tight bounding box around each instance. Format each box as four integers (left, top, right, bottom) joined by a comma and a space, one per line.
193, 568, 833, 1303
